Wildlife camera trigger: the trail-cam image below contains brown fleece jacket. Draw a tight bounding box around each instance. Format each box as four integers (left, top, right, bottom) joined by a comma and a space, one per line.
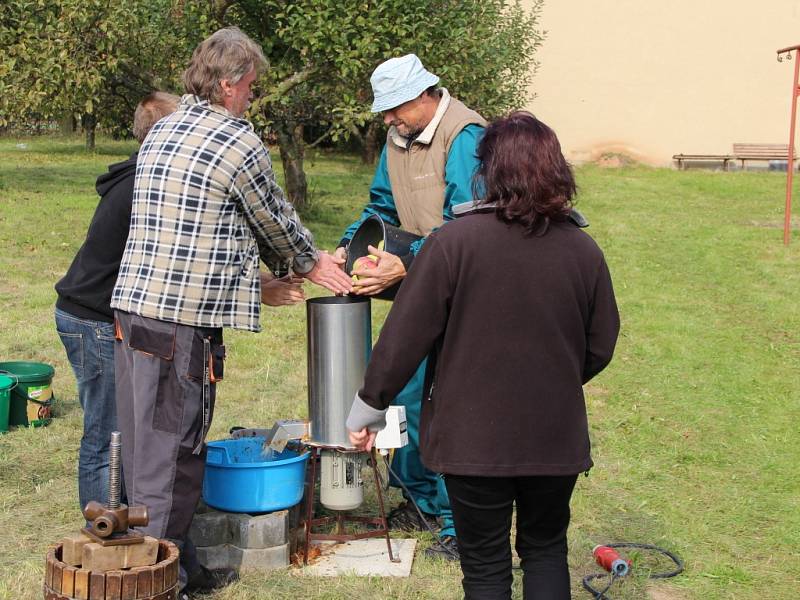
357, 210, 620, 477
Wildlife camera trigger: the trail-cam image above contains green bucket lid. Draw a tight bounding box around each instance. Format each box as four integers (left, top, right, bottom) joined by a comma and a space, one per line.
0, 375, 13, 390
0, 361, 54, 382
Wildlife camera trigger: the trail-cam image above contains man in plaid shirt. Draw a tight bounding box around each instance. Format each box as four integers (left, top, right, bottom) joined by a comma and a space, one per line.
111, 27, 352, 596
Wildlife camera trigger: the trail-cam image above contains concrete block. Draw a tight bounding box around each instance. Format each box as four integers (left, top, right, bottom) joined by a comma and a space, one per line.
235, 544, 290, 572
190, 505, 297, 549
60, 532, 93, 566
188, 510, 230, 547
196, 544, 289, 572
228, 510, 289, 549
81, 536, 159, 572
195, 544, 229, 571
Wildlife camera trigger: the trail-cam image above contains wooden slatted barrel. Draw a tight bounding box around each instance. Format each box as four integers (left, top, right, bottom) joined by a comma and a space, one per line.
43, 539, 179, 600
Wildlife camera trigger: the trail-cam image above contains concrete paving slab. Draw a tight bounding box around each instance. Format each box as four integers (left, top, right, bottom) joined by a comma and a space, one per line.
299, 539, 416, 577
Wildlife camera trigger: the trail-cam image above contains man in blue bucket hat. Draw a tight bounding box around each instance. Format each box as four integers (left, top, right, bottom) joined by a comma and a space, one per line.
335, 53, 487, 561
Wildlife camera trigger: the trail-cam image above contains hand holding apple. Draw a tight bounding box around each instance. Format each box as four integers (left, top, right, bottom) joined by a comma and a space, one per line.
350, 244, 406, 295
351, 254, 379, 282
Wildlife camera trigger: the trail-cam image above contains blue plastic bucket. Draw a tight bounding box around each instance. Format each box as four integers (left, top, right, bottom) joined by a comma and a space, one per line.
202, 437, 309, 513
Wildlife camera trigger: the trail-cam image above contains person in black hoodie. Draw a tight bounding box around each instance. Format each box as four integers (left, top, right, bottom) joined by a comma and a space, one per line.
55, 91, 308, 515
54, 92, 181, 511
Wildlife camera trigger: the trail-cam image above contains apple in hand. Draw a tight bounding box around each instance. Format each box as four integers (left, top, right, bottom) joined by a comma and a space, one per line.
351, 254, 379, 281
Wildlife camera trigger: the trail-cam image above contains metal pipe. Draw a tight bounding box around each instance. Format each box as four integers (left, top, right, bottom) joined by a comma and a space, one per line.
108, 431, 122, 509
127, 505, 149, 527
306, 296, 371, 446
784, 47, 800, 245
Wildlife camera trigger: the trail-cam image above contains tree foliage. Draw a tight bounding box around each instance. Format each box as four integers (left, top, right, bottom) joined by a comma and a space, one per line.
229, 0, 543, 140
1, 0, 543, 203
220, 0, 545, 207
0, 0, 188, 147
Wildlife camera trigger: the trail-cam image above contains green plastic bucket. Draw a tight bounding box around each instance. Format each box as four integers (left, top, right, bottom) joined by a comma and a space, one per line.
0, 361, 55, 427
0, 375, 13, 432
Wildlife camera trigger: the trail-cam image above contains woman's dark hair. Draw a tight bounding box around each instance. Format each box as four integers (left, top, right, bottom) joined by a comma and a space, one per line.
474, 111, 576, 235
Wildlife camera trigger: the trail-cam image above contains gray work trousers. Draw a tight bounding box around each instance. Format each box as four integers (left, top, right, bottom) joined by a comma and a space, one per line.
114, 311, 223, 585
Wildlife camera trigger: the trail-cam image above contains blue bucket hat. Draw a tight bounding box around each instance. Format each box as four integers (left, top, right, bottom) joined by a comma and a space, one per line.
370, 54, 440, 113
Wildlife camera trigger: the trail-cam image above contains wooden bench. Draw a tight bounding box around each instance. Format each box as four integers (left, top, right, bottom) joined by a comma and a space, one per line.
673, 144, 798, 171
672, 153, 734, 170
732, 143, 796, 169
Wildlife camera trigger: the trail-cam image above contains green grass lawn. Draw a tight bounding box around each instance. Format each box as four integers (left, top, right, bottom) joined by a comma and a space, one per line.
0, 135, 798, 599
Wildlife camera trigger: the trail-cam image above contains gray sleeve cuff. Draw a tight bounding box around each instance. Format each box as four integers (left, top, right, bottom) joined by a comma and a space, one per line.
292, 250, 319, 275
346, 393, 387, 433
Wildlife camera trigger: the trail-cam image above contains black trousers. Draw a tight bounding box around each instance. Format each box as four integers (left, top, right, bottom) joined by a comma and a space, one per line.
444, 473, 578, 600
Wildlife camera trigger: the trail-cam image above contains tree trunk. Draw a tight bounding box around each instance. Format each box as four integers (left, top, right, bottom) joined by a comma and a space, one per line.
59, 113, 76, 135
83, 113, 97, 151
274, 120, 307, 210
361, 121, 382, 165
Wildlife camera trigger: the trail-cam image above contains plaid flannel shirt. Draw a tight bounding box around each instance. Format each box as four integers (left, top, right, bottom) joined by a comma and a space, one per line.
111, 95, 317, 332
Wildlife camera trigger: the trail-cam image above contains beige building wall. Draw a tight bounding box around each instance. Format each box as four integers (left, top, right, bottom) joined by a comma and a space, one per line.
524, 0, 800, 165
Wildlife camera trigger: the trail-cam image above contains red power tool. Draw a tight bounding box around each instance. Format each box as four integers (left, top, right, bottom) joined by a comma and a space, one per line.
593, 545, 631, 577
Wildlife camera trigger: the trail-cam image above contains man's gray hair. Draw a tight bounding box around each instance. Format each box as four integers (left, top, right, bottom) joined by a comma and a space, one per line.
182, 27, 267, 105
132, 91, 180, 143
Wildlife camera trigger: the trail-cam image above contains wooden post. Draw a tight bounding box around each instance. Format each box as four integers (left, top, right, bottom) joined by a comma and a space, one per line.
777, 44, 800, 245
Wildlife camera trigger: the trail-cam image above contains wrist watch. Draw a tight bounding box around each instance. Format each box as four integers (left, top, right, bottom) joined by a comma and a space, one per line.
292, 250, 319, 274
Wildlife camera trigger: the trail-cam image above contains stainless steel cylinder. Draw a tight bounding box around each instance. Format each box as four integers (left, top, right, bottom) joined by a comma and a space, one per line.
307, 296, 371, 446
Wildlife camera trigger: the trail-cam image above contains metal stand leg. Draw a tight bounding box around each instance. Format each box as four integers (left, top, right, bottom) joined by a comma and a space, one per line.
301, 446, 400, 565
303, 445, 319, 566
336, 512, 345, 535
370, 449, 399, 563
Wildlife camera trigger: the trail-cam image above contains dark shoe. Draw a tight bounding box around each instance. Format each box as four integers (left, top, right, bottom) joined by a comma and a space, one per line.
424, 535, 459, 561
185, 565, 238, 594
386, 500, 439, 533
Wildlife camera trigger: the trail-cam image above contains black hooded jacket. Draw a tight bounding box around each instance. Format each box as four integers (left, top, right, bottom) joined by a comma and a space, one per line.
55, 152, 138, 322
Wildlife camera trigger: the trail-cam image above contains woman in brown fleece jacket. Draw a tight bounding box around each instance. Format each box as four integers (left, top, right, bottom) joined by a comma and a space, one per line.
347, 112, 620, 599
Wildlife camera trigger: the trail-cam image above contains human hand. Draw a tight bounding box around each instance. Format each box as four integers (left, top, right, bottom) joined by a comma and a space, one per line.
303, 250, 353, 295
348, 427, 377, 452
260, 272, 305, 306
350, 245, 406, 296
333, 246, 347, 271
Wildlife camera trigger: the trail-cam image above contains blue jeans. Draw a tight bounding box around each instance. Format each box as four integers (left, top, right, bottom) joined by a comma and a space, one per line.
55, 307, 121, 510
